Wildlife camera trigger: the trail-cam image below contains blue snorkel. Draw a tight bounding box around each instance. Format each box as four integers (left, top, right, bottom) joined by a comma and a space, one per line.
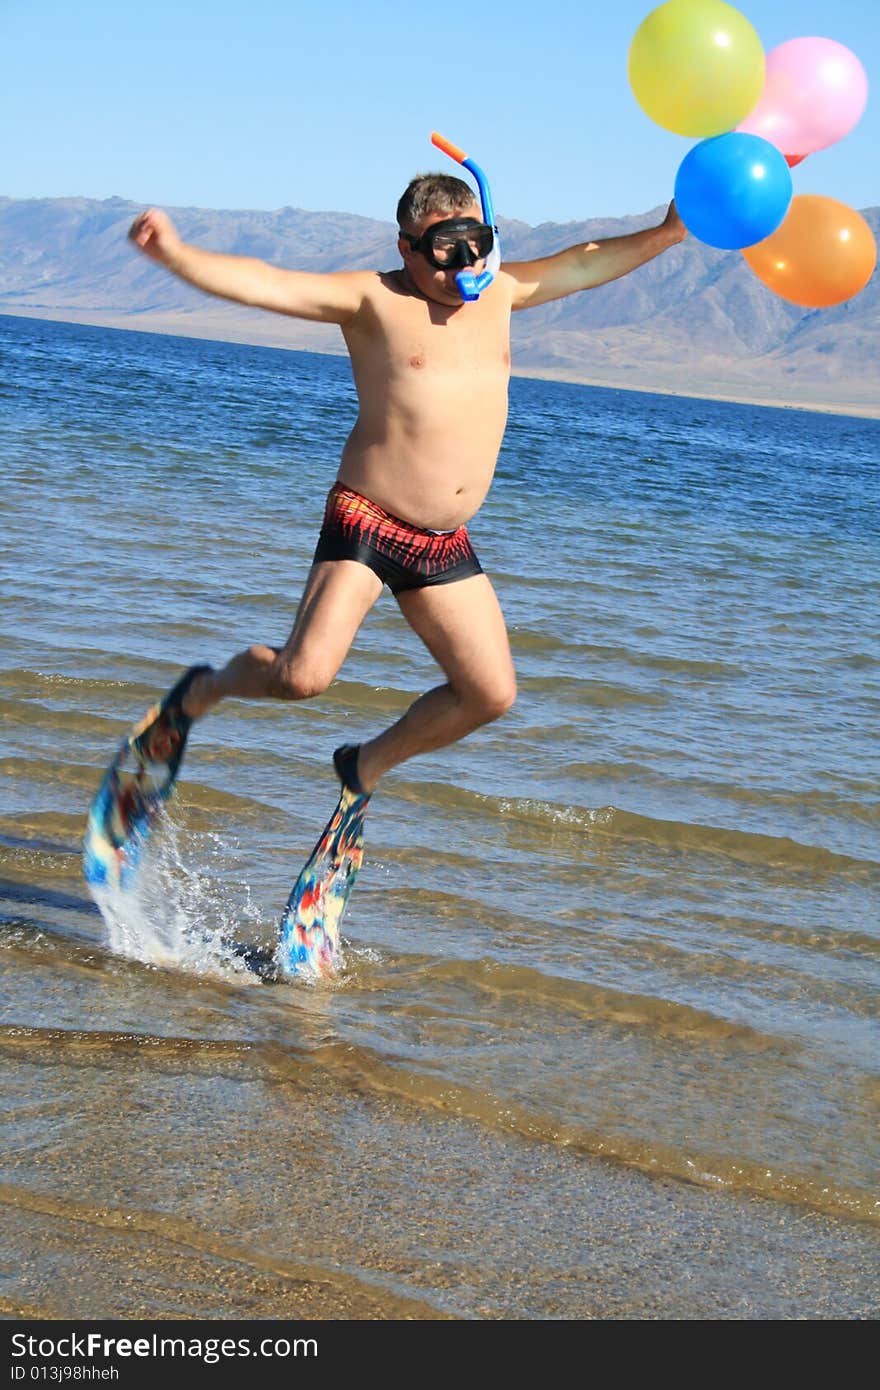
431, 132, 501, 301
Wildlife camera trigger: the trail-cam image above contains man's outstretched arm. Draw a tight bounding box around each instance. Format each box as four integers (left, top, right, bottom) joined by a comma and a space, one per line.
129, 209, 368, 324
505, 203, 686, 311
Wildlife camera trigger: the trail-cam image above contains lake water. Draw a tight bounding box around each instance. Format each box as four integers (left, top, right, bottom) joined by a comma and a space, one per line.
1, 312, 878, 1319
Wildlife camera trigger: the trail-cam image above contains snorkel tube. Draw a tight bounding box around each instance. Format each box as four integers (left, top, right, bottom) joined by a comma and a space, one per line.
431, 131, 501, 302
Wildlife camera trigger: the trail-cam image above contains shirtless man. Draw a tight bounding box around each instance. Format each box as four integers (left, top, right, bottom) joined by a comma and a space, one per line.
129, 175, 685, 796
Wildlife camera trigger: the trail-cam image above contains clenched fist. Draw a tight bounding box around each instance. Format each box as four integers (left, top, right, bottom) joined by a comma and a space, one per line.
128, 208, 182, 267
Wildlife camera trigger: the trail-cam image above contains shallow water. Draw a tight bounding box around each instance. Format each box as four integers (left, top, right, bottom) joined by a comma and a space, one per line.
1, 314, 878, 1317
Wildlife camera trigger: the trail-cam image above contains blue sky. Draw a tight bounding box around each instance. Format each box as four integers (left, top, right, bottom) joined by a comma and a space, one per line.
2, 0, 876, 225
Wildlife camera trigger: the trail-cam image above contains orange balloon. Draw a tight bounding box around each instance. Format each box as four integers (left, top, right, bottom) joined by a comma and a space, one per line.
743, 195, 876, 308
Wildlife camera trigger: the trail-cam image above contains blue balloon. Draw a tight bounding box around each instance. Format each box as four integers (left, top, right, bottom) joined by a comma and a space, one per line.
674, 133, 793, 251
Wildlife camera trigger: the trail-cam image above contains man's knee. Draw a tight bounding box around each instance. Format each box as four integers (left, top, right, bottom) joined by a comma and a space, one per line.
263, 650, 332, 701
471, 677, 517, 726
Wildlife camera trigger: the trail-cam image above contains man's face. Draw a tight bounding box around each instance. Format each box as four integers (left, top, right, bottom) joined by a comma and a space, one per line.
398, 204, 487, 305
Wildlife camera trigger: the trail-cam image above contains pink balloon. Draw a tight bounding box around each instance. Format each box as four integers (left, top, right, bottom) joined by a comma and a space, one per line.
737, 37, 868, 156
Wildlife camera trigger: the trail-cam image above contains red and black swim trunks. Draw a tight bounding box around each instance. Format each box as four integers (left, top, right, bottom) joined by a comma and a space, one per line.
313, 483, 483, 595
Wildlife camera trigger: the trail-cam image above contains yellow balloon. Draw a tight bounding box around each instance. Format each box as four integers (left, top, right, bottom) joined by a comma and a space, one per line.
629, 0, 766, 138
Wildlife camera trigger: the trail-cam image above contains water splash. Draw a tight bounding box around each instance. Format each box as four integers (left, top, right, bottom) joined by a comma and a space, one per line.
89, 810, 268, 983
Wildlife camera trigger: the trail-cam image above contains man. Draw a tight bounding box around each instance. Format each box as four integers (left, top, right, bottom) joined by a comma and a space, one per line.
128, 174, 685, 796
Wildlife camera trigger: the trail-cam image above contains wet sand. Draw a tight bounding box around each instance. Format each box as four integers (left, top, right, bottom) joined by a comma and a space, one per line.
1, 1045, 878, 1321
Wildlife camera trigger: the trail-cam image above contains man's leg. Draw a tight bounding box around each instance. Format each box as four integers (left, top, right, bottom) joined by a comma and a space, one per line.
182, 559, 383, 719
355, 573, 516, 793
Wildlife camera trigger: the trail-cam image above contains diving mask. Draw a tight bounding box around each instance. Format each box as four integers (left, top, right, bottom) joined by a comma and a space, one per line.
403, 217, 495, 271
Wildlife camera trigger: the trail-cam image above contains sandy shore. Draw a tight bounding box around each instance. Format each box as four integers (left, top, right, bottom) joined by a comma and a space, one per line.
1, 1049, 878, 1321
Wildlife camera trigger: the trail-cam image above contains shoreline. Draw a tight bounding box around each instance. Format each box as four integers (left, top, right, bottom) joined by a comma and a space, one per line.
2, 1005, 879, 1319
5, 306, 879, 422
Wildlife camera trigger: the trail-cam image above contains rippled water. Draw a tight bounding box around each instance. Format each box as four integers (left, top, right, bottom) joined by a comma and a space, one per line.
1, 313, 878, 1318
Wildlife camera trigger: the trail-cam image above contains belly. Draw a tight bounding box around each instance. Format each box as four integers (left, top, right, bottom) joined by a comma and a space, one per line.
339, 368, 510, 529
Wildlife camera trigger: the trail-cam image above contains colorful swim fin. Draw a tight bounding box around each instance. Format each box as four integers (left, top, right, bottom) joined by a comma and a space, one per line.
130, 664, 213, 785
83, 664, 211, 892
274, 785, 370, 978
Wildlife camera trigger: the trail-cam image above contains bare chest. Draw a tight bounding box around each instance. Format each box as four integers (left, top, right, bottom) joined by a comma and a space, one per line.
351, 277, 512, 379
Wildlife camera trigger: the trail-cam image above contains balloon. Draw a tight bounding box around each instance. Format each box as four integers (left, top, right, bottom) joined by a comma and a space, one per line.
785, 154, 806, 169
743, 196, 877, 307
737, 38, 868, 157
674, 134, 793, 250
628, 0, 765, 138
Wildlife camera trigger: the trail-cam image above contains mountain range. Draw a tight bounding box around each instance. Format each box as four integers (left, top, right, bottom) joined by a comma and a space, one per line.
1, 195, 877, 414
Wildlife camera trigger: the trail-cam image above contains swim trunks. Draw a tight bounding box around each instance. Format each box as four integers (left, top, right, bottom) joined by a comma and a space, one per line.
313, 483, 483, 595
